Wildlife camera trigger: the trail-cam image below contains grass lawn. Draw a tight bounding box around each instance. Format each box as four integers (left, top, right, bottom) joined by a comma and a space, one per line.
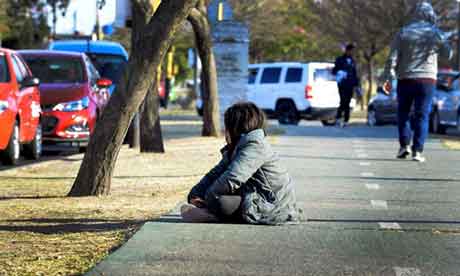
0, 108, 284, 276
437, 134, 460, 150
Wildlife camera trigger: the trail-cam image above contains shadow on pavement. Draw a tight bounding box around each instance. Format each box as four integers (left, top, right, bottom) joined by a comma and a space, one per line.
0, 218, 144, 234
308, 218, 460, 225
0, 174, 203, 182
279, 154, 400, 162
278, 122, 460, 141
0, 195, 64, 201
0, 146, 80, 172
279, 124, 398, 139
304, 175, 460, 183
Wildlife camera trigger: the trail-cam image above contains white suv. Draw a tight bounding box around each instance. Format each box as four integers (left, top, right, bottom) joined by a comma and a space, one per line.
248, 62, 340, 125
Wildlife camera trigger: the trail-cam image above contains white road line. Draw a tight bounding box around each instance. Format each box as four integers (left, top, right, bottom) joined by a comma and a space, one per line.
393, 267, 421, 276
379, 222, 402, 230
365, 183, 380, 190
359, 162, 371, 166
357, 154, 368, 158
371, 200, 388, 210
361, 172, 375, 177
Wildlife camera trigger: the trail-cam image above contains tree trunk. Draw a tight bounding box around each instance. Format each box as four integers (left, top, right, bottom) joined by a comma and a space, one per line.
136, 2, 165, 153
188, 6, 220, 137
68, 0, 198, 197
140, 74, 165, 153
365, 57, 374, 108
128, 114, 140, 148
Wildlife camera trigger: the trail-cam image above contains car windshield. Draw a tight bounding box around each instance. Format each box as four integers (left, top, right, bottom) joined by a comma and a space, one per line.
23, 57, 84, 84
314, 68, 335, 82
87, 54, 127, 84
0, 56, 9, 83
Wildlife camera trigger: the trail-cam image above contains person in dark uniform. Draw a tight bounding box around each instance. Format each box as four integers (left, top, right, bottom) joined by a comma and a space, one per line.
332, 44, 360, 127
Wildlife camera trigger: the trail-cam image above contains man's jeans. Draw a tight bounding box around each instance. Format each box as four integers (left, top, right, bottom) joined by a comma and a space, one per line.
397, 79, 435, 153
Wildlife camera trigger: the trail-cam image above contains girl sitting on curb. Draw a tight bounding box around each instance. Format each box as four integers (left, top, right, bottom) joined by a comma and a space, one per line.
181, 102, 299, 225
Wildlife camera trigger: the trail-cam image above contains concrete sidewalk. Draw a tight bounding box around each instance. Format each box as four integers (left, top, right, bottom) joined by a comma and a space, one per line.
87, 123, 460, 276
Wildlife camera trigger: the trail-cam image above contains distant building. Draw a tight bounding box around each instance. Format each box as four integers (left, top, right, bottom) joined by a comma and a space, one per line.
47, 0, 117, 36
115, 0, 131, 28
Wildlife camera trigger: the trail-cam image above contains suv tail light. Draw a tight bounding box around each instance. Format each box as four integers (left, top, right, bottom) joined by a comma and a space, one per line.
305, 85, 313, 99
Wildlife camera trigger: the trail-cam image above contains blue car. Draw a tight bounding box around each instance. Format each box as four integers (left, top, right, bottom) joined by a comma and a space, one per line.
49, 40, 129, 96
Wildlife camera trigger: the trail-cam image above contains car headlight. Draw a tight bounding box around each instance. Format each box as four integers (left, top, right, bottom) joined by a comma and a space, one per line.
53, 97, 89, 112
0, 100, 9, 114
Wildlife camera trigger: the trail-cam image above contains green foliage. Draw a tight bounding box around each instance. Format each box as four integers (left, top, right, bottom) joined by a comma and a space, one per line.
230, 0, 340, 63
2, 0, 70, 49
171, 28, 194, 83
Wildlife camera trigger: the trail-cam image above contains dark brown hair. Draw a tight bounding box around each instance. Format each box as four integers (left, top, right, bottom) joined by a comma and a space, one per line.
224, 102, 266, 148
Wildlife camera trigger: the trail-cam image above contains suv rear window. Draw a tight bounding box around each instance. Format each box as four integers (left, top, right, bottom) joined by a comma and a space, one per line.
285, 68, 303, 83
260, 67, 282, 84
314, 68, 335, 82
248, 68, 258, 84
23, 57, 84, 84
0, 56, 10, 83
87, 54, 127, 84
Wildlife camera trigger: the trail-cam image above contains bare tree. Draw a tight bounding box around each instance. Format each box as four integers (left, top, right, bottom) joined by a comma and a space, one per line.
311, 0, 455, 106
189, 0, 220, 137
140, 78, 165, 153
135, 1, 165, 153
68, 0, 198, 197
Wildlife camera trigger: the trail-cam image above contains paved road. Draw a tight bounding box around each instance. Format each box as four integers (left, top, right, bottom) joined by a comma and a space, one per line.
87, 123, 460, 276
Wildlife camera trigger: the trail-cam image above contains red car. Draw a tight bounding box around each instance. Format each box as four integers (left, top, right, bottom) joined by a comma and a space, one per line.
19, 50, 112, 152
0, 49, 42, 165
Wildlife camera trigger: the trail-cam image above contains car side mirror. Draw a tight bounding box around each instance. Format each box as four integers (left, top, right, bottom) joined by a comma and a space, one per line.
97, 78, 113, 88
22, 77, 40, 88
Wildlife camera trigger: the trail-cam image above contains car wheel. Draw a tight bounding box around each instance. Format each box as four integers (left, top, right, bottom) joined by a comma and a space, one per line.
1, 121, 20, 165
429, 112, 435, 133
367, 109, 378, 126
276, 101, 299, 125
321, 119, 336, 126
24, 124, 42, 160
457, 113, 460, 132
197, 107, 203, 117
433, 110, 447, 134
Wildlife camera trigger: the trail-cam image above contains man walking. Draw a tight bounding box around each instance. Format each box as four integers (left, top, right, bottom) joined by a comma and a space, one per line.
382, 2, 452, 162
333, 44, 360, 128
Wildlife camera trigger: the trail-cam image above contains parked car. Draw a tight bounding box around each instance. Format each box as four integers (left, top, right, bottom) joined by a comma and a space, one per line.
367, 80, 441, 128
0, 48, 42, 165
48, 40, 128, 96
19, 50, 112, 152
431, 71, 460, 134
247, 62, 340, 125
367, 80, 398, 126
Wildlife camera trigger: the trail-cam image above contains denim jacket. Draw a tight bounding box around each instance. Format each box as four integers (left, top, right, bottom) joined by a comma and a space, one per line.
188, 129, 299, 225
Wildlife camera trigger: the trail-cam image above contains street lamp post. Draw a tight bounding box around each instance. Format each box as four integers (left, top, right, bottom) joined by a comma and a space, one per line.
95, 0, 106, 40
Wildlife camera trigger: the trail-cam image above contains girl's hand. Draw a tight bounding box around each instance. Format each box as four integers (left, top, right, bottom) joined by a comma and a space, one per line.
190, 197, 207, 208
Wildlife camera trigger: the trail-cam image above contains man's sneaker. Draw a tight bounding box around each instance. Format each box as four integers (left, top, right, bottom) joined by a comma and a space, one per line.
397, 146, 412, 159
342, 122, 349, 128
412, 152, 426, 163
